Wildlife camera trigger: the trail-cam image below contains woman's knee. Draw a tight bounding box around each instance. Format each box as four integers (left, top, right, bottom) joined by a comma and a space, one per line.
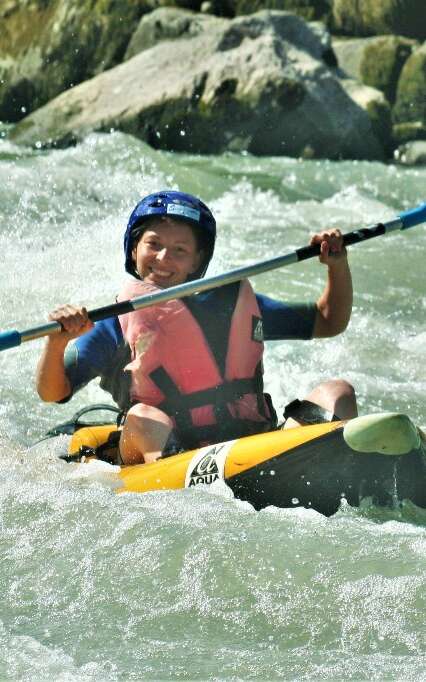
305, 378, 357, 419
120, 403, 173, 464
126, 403, 173, 428
320, 378, 356, 401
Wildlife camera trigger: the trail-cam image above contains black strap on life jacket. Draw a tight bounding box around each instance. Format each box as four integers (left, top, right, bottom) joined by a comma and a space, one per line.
151, 366, 258, 410
150, 362, 274, 449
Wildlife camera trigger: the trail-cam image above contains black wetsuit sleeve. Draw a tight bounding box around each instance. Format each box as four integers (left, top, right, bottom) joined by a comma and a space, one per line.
257, 294, 317, 340
62, 318, 123, 398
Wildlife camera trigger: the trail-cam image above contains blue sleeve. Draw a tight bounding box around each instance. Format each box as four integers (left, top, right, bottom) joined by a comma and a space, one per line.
257, 294, 317, 340
63, 317, 123, 395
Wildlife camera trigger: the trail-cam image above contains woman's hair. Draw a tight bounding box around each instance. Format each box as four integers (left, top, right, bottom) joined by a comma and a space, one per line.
131, 215, 207, 255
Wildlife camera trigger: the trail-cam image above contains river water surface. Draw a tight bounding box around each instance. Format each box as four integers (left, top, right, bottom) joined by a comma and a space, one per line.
0, 130, 425, 680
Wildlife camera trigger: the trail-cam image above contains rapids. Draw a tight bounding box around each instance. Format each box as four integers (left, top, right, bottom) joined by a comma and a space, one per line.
0, 129, 425, 680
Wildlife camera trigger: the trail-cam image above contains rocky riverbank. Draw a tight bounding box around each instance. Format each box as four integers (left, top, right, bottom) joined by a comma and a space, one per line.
1, 0, 425, 163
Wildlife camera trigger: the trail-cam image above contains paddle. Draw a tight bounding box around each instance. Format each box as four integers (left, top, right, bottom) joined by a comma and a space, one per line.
1, 202, 425, 352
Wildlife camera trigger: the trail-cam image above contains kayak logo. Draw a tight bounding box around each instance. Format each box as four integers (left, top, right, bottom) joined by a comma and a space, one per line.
252, 316, 263, 342
185, 441, 235, 488
188, 452, 220, 486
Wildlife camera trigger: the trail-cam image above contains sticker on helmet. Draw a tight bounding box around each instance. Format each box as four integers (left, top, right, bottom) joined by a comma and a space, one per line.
185, 440, 235, 488
167, 203, 200, 222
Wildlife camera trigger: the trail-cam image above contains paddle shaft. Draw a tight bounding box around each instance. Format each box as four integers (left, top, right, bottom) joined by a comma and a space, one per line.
1, 202, 425, 351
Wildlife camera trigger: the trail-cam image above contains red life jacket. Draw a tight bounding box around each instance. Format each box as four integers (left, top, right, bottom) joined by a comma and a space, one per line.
118, 279, 276, 447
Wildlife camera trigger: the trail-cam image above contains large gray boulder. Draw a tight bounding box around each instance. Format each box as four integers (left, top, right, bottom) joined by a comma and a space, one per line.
332, 0, 426, 41
10, 10, 385, 160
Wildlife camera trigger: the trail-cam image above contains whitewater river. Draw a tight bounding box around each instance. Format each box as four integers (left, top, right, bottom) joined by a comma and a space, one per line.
0, 130, 425, 680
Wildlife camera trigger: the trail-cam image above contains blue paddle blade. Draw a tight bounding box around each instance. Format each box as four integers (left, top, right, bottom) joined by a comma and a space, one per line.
0, 330, 22, 351
399, 202, 426, 229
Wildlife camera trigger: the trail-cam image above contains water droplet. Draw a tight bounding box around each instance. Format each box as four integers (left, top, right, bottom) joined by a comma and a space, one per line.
292, 497, 299, 505
180, 129, 186, 136
270, 470, 275, 476
21, 106, 26, 113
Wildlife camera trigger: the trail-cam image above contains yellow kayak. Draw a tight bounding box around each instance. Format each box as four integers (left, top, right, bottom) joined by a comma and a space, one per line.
62, 411, 426, 516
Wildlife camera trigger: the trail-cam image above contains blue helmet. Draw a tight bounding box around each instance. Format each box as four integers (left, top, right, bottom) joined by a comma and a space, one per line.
124, 190, 216, 280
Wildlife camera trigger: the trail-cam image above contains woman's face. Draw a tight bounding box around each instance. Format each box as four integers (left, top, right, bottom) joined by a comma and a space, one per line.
132, 217, 203, 288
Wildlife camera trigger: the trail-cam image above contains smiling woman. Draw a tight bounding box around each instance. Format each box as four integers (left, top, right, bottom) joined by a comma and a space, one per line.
33, 188, 362, 468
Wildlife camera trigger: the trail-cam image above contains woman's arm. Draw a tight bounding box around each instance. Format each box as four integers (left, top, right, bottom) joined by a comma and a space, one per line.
311, 230, 353, 338
36, 305, 93, 402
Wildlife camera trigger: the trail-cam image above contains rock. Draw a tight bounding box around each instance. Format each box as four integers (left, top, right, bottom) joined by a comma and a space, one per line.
9, 10, 385, 160
332, 37, 377, 80
392, 121, 426, 144
125, 7, 336, 61
360, 35, 417, 104
333, 35, 416, 104
394, 140, 426, 165
229, 0, 330, 23
200, 0, 234, 15
0, 0, 149, 123
200, 1, 215, 12
339, 78, 392, 153
125, 8, 223, 59
308, 21, 338, 67
393, 42, 426, 124
332, 37, 375, 80
332, 0, 426, 41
